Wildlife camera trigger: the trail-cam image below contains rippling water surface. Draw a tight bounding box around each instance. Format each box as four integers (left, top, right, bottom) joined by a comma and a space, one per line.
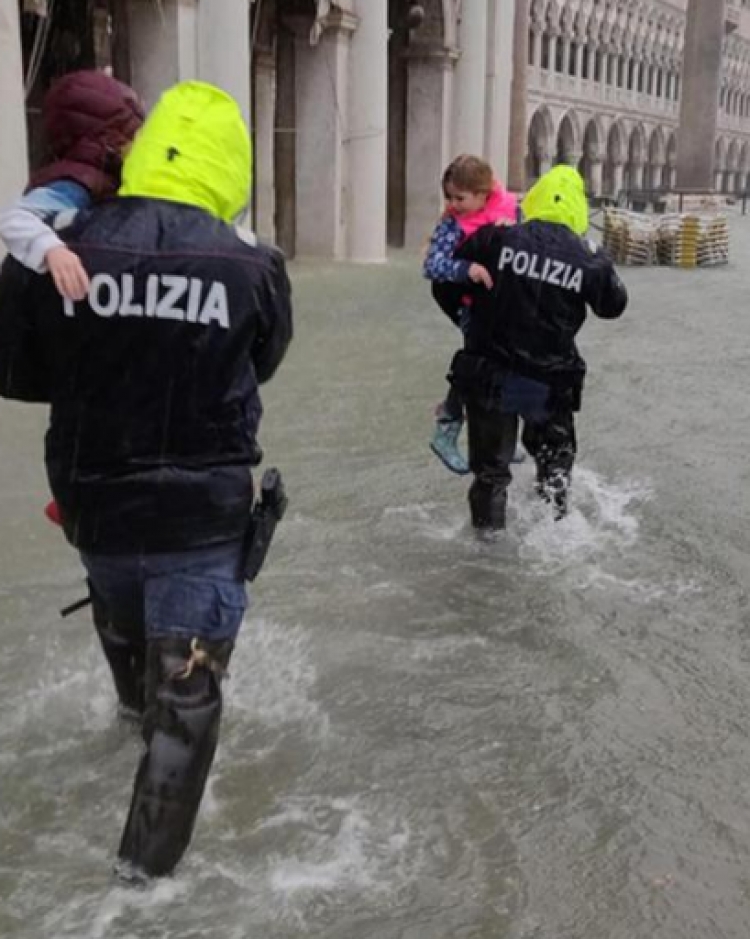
3, 231, 750, 939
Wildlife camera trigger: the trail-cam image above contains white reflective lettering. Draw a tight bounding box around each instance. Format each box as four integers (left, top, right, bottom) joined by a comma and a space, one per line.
59, 274, 232, 328
145, 275, 159, 317
512, 251, 530, 275
90, 274, 119, 317
186, 278, 203, 323
567, 269, 584, 293
498, 246, 514, 271
199, 282, 230, 329
548, 261, 566, 286
527, 254, 541, 280
119, 274, 143, 317
156, 275, 188, 321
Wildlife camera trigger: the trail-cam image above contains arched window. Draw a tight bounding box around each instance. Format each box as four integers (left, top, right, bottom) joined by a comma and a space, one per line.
627, 59, 636, 90
606, 53, 615, 85
541, 33, 550, 70
528, 29, 535, 65
582, 44, 590, 79
617, 55, 625, 87
569, 41, 578, 76
594, 49, 603, 82
555, 36, 565, 72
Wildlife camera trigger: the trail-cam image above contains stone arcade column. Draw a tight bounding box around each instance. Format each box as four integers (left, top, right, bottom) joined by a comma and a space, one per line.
485, 0, 515, 184
0, 0, 27, 216
253, 50, 276, 242
507, 0, 529, 191
629, 161, 645, 191
453, 0, 488, 155
404, 43, 457, 248
613, 163, 625, 196
589, 158, 603, 197
677, 0, 726, 188
127, 0, 250, 124
197, 0, 251, 126
127, 0, 197, 107
294, 10, 356, 258
348, 0, 387, 262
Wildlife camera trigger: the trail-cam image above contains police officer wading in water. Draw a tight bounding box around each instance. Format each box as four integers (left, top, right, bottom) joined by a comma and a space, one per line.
448, 165, 628, 530
0, 81, 292, 884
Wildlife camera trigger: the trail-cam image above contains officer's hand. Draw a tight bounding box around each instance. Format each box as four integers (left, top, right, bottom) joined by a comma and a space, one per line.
46, 246, 90, 301
468, 263, 493, 289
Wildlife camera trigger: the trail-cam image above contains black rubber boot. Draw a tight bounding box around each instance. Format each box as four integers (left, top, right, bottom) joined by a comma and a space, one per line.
90, 582, 146, 719
116, 637, 234, 881
468, 478, 507, 531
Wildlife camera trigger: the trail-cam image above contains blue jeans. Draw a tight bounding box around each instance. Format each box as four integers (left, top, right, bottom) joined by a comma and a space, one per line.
80, 539, 248, 643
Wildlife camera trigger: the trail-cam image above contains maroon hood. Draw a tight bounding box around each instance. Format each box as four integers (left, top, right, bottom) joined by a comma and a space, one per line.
30, 70, 145, 199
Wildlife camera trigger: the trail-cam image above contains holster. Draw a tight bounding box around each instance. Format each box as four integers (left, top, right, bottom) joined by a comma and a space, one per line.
548, 373, 585, 414
448, 350, 505, 405
242, 468, 288, 582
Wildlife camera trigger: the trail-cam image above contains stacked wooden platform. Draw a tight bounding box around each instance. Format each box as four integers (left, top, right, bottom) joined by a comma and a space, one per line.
603, 208, 729, 268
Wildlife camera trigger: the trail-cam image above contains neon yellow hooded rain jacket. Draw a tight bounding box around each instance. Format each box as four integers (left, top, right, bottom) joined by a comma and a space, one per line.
120, 80, 252, 223
521, 165, 589, 236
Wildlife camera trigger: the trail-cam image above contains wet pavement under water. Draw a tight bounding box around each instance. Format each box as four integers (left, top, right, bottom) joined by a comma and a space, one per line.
2, 218, 750, 938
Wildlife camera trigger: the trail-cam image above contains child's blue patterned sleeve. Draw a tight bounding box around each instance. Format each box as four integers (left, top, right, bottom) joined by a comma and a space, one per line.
423, 217, 472, 283
19, 180, 91, 221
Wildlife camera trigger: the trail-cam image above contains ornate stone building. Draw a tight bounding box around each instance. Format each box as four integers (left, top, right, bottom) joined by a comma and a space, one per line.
526, 0, 750, 198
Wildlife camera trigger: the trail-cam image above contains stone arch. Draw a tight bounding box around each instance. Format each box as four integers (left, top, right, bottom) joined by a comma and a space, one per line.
603, 120, 627, 197
625, 123, 647, 189
715, 136, 727, 171
648, 126, 666, 165
526, 106, 555, 185
715, 137, 728, 192
645, 125, 666, 190
727, 137, 741, 172
727, 138, 742, 193
528, 104, 556, 171
578, 117, 605, 196
556, 110, 582, 164
662, 131, 677, 188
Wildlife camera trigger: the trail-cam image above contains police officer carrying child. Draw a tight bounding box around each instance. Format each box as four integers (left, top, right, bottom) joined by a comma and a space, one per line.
448, 165, 628, 531
0, 81, 292, 883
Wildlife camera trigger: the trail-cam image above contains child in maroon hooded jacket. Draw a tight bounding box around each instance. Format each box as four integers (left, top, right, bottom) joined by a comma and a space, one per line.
0, 69, 145, 525
0, 69, 145, 301
423, 154, 521, 475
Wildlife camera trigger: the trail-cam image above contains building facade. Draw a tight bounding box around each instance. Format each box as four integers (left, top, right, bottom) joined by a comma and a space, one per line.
526, 0, 750, 198
3, 1, 750, 261
0, 0, 516, 259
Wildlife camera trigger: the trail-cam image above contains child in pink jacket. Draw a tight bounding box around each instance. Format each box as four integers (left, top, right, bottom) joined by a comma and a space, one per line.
423, 154, 521, 474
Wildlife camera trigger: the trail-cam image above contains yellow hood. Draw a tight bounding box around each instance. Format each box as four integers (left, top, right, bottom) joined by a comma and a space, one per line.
521, 165, 588, 236
119, 81, 251, 222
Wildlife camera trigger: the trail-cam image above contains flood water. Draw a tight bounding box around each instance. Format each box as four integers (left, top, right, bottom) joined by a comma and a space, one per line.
2, 221, 750, 938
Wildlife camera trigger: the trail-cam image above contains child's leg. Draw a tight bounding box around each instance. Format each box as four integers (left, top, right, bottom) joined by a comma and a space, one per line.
439, 384, 464, 423
431, 383, 469, 475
